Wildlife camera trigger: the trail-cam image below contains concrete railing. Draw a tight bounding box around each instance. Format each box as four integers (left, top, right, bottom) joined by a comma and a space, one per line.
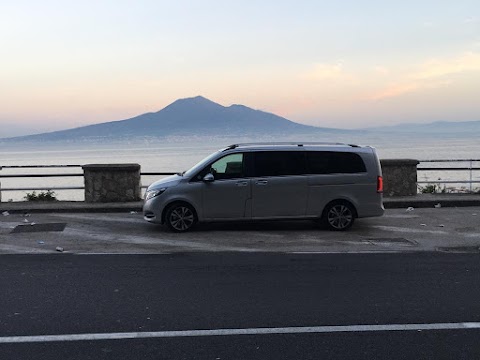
82, 164, 141, 203
81, 161, 422, 201
380, 159, 419, 197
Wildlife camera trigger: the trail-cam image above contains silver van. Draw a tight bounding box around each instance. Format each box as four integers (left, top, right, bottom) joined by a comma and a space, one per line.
143, 142, 384, 232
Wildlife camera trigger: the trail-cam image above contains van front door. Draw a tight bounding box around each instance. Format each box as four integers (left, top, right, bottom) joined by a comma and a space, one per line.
201, 153, 251, 220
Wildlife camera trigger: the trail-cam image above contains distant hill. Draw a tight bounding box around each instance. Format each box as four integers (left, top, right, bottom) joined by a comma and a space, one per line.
367, 120, 480, 135
2, 96, 349, 142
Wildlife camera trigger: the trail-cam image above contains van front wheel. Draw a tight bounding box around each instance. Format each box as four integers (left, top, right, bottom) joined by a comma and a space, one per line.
323, 202, 355, 231
165, 203, 197, 232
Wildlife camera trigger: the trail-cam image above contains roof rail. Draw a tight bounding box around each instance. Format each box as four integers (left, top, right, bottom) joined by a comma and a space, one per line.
227, 142, 358, 149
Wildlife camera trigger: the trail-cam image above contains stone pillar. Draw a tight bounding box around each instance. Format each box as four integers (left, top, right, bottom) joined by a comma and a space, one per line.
82, 164, 141, 203
380, 159, 419, 197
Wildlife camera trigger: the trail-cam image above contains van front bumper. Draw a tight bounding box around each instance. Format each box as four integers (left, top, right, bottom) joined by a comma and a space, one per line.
142, 197, 166, 224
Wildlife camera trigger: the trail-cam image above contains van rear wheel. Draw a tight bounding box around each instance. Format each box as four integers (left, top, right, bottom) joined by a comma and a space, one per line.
323, 202, 355, 231
165, 203, 197, 232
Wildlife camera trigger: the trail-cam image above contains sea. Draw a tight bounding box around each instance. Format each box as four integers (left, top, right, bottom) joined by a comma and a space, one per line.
1, 134, 479, 201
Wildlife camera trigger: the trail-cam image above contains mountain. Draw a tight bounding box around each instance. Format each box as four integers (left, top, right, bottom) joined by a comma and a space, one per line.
2, 96, 348, 142
5, 96, 476, 143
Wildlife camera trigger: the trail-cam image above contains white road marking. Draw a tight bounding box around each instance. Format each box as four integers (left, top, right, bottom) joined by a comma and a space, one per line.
2, 322, 480, 344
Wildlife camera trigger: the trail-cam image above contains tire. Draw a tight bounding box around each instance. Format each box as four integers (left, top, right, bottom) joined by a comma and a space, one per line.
165, 203, 197, 232
323, 201, 355, 231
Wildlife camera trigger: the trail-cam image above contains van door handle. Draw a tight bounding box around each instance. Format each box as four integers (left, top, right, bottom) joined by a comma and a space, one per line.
255, 180, 268, 185
236, 181, 248, 187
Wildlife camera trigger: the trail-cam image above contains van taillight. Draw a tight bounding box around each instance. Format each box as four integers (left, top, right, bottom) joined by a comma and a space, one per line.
377, 176, 383, 193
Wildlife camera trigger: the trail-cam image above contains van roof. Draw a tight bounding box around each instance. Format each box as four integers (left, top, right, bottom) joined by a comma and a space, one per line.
226, 142, 367, 150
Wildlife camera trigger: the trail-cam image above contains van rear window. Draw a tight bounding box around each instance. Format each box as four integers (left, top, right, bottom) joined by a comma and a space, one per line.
307, 151, 366, 174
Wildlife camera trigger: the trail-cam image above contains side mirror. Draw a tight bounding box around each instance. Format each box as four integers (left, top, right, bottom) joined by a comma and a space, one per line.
203, 173, 215, 182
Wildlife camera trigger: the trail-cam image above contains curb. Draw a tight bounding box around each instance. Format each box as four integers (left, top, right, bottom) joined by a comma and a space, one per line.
1, 197, 479, 214
1, 202, 143, 214
384, 199, 480, 209
383, 194, 480, 209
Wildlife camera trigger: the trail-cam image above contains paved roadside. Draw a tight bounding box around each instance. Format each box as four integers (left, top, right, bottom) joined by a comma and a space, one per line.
0, 206, 479, 254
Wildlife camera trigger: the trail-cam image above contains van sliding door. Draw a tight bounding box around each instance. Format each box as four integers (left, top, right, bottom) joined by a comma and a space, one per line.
251, 151, 308, 218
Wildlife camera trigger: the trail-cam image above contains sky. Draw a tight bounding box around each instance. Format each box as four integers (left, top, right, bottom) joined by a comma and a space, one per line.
1, 0, 479, 136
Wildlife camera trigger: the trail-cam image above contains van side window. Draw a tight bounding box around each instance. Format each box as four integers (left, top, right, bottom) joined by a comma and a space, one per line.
307, 151, 366, 174
209, 153, 244, 180
254, 151, 306, 177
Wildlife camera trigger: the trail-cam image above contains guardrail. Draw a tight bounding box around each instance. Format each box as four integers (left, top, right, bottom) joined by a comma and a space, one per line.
1, 160, 479, 201
417, 159, 480, 193
0, 165, 176, 201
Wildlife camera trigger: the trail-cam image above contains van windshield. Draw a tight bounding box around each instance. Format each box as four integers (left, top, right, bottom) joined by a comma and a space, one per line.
182, 150, 223, 178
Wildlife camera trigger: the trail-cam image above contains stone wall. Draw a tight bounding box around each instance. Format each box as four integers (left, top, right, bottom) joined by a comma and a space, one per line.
80, 160, 419, 202
82, 164, 141, 203
380, 159, 419, 197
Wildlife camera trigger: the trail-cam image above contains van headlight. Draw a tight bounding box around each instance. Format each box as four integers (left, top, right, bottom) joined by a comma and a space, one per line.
145, 188, 166, 201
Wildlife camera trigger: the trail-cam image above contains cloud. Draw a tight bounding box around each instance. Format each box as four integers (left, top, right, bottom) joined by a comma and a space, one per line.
370, 83, 421, 101
305, 62, 355, 82
369, 80, 451, 101
413, 52, 480, 79
369, 52, 480, 101
464, 17, 478, 24
373, 66, 390, 75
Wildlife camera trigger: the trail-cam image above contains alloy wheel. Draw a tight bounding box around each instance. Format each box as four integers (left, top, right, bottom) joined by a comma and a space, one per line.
168, 205, 195, 232
326, 204, 354, 230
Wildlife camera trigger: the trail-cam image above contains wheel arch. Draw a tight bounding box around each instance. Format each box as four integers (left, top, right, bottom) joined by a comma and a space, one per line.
321, 198, 358, 219
161, 200, 199, 225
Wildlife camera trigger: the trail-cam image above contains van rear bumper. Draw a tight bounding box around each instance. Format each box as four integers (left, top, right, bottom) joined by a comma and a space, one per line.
356, 201, 385, 218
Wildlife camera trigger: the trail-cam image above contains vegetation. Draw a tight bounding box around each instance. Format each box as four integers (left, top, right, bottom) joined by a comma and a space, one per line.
24, 190, 57, 201
418, 183, 448, 194
418, 183, 480, 194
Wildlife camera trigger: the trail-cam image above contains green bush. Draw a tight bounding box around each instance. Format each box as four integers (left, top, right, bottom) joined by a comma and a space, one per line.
24, 190, 57, 202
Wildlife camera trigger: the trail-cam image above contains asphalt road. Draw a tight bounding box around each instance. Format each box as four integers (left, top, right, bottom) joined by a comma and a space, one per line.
1, 252, 480, 359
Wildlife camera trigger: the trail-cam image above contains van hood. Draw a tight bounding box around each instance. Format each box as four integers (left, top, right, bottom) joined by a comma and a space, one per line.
147, 174, 183, 190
